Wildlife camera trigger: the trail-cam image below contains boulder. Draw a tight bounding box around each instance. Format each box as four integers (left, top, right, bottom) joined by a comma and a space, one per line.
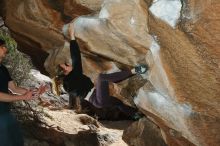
0, 0, 219, 145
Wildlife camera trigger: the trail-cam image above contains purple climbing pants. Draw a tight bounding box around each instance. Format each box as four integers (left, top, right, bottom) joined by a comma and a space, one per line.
89, 70, 137, 117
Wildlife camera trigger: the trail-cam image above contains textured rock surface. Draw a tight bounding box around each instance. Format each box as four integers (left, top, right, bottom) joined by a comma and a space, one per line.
24, 109, 130, 146
0, 0, 220, 146
123, 117, 167, 146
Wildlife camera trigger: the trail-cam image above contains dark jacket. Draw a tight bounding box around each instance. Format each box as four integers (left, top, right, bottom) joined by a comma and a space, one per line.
0, 64, 12, 114
63, 40, 94, 97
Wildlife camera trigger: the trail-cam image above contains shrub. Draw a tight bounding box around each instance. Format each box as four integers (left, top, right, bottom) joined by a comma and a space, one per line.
0, 30, 33, 86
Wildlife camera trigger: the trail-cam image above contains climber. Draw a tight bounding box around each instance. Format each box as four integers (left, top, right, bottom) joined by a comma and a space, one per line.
58, 23, 94, 111
58, 23, 148, 119
0, 39, 48, 146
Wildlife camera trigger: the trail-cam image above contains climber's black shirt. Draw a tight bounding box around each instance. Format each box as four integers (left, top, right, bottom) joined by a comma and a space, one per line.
63, 40, 94, 97
0, 64, 12, 113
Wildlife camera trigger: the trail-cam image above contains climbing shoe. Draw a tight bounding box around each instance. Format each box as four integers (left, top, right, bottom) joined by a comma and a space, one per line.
135, 64, 148, 74
131, 112, 144, 121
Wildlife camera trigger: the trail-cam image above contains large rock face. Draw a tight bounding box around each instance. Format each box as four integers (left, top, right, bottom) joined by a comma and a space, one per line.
1, 0, 219, 146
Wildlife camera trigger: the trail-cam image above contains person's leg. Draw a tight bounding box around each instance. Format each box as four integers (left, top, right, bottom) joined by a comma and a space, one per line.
73, 96, 81, 113
89, 67, 148, 118
96, 70, 133, 99
116, 102, 138, 117
91, 70, 133, 108
98, 70, 133, 83
68, 91, 83, 112
9, 114, 24, 146
108, 97, 143, 121
68, 93, 75, 109
0, 113, 11, 146
0, 113, 24, 146
95, 70, 143, 120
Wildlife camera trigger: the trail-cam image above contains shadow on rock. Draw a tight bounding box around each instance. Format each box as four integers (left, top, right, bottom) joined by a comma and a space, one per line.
24, 124, 116, 146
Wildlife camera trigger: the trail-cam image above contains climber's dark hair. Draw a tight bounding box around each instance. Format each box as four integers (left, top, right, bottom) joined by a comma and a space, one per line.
0, 39, 5, 46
